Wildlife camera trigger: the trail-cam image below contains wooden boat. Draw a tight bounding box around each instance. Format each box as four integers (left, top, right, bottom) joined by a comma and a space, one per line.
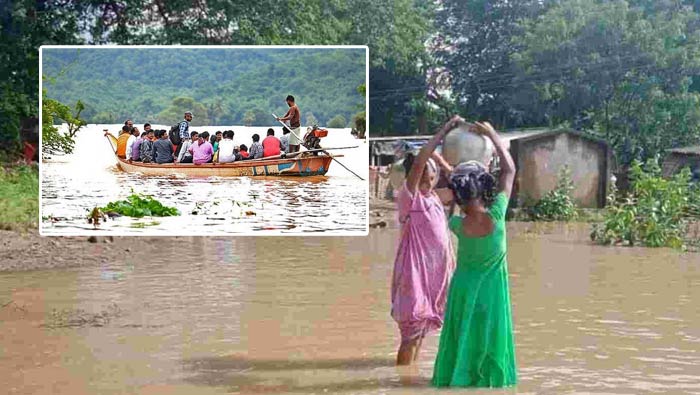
106, 134, 341, 177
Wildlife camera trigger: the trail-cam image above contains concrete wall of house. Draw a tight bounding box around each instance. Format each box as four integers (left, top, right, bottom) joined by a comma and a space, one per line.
514, 133, 608, 208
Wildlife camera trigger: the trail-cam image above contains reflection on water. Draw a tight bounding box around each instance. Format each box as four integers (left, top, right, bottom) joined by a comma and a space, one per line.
40, 125, 368, 235
1, 223, 699, 394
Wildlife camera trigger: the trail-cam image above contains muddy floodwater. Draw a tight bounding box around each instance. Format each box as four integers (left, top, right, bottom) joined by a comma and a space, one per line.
2, 222, 699, 394
40, 124, 368, 235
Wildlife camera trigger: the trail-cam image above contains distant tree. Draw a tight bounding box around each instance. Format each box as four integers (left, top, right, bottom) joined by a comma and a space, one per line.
41, 88, 86, 156
157, 97, 209, 126
327, 115, 347, 128
243, 110, 255, 126
306, 112, 319, 126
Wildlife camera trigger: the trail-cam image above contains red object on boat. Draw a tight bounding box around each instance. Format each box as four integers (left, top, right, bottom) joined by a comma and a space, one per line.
312, 129, 328, 138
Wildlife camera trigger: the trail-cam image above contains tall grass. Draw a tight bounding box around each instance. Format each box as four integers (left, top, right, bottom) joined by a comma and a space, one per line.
0, 165, 38, 231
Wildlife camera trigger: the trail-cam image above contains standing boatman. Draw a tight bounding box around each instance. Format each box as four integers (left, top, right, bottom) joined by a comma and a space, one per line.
175, 111, 193, 157
276, 95, 301, 153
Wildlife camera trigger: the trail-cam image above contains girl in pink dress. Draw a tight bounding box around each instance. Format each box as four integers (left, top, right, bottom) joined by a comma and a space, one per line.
391, 116, 459, 365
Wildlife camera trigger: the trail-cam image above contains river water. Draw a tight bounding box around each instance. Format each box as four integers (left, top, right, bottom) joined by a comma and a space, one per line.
2, 222, 699, 394
40, 124, 368, 236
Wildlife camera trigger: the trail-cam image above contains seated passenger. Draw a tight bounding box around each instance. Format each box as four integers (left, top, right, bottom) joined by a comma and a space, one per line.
217, 130, 236, 163
249, 134, 263, 159
140, 129, 156, 163
153, 129, 175, 164
177, 131, 198, 164
190, 131, 214, 164
262, 128, 281, 157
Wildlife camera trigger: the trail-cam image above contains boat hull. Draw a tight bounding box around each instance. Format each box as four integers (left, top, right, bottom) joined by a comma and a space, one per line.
115, 155, 336, 177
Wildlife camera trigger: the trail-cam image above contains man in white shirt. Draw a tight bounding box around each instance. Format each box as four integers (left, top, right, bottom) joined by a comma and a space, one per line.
125, 127, 140, 161
177, 131, 198, 163
217, 130, 236, 163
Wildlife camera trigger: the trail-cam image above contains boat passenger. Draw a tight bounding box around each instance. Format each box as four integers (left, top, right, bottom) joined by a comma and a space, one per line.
177, 131, 198, 164
238, 144, 250, 160
125, 127, 141, 162
280, 127, 290, 153
218, 130, 236, 163
116, 125, 131, 159
140, 130, 156, 163
249, 134, 263, 159
190, 131, 214, 164
153, 129, 175, 164
262, 128, 282, 158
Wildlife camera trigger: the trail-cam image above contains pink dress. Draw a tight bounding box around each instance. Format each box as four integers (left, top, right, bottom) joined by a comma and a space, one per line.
391, 183, 455, 343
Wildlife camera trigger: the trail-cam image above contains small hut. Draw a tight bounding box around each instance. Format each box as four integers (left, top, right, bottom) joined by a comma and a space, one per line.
369, 129, 612, 208
662, 146, 700, 180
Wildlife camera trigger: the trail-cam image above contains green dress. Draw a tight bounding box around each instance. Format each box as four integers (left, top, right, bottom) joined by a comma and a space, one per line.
432, 192, 517, 388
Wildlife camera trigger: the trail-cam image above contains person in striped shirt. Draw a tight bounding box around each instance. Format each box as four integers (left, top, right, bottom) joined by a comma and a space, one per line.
175, 111, 193, 157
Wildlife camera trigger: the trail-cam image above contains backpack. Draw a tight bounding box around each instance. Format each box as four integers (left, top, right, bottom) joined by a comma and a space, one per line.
169, 122, 183, 146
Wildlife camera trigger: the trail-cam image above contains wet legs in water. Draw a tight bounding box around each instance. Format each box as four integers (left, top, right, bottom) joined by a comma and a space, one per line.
396, 335, 425, 365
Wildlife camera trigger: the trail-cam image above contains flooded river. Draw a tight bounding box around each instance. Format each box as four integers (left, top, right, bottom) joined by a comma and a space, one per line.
2, 223, 699, 394
40, 124, 368, 235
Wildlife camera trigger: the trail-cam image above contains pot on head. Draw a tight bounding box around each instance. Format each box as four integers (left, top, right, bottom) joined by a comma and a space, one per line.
442, 123, 494, 166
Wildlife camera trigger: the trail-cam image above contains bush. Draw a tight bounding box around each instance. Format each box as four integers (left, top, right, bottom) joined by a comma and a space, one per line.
0, 166, 39, 230
530, 166, 578, 221
327, 115, 347, 128
591, 158, 696, 248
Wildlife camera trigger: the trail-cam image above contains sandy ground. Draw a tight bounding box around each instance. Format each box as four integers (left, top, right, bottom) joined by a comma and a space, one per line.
0, 201, 398, 272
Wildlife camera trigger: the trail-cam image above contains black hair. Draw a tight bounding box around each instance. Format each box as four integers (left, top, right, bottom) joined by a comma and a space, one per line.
210, 135, 217, 144
267, 128, 275, 136
200, 131, 210, 140
216, 131, 222, 135
448, 166, 497, 206
286, 95, 295, 103
143, 123, 151, 129
224, 130, 234, 139
146, 129, 154, 135
153, 130, 161, 138
122, 125, 130, 133
190, 131, 199, 139
252, 134, 260, 142
240, 144, 248, 151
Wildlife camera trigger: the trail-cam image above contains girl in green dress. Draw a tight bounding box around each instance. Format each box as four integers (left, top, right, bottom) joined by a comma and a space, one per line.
432, 121, 517, 388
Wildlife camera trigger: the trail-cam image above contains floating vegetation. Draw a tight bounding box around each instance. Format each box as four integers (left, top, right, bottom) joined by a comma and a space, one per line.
101, 193, 179, 218
130, 221, 161, 228
43, 303, 122, 329
191, 199, 255, 218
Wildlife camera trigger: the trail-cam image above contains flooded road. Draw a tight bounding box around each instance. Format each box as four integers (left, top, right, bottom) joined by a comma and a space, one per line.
40, 124, 368, 235
2, 222, 699, 394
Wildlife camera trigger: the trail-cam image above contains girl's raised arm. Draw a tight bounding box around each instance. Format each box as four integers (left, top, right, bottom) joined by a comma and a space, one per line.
474, 122, 515, 199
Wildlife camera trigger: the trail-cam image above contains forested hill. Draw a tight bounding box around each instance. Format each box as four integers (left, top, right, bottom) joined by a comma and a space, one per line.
42, 48, 366, 127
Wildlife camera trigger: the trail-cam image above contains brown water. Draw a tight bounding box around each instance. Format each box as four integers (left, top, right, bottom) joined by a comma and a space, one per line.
40, 124, 368, 235
2, 223, 699, 394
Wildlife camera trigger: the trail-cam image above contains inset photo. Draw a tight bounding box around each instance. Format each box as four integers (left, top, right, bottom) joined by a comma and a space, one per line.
39, 45, 368, 236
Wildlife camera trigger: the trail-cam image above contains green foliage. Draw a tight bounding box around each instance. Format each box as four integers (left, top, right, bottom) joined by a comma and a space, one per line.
0, 166, 39, 230
102, 193, 179, 218
0, 0, 84, 150
43, 48, 365, 127
327, 115, 347, 128
353, 111, 366, 133
243, 110, 255, 127
306, 113, 319, 126
530, 166, 579, 221
591, 158, 696, 248
157, 97, 210, 126
41, 88, 87, 155
513, 0, 700, 164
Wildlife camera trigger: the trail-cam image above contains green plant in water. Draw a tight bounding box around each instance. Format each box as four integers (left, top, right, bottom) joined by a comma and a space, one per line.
591, 157, 694, 248
102, 193, 179, 218
530, 165, 578, 222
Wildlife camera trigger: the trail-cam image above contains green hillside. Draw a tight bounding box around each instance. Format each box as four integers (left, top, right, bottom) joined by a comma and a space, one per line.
42, 48, 366, 127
